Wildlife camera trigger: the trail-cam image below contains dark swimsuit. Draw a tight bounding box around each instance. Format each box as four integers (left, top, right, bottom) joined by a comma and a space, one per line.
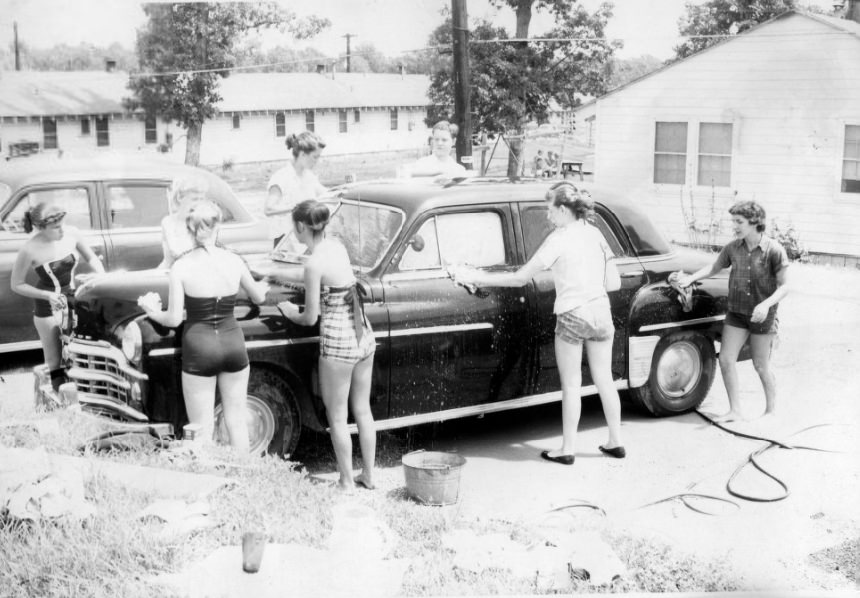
33, 253, 78, 317
181, 293, 249, 377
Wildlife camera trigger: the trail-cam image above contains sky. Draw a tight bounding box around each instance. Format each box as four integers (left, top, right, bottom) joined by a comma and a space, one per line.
0, 0, 838, 62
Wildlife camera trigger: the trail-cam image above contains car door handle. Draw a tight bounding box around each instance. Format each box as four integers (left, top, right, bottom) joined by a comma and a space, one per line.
620, 271, 643, 278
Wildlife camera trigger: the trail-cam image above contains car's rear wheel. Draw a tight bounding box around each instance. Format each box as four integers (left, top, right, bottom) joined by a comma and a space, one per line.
214, 368, 302, 456
630, 331, 716, 416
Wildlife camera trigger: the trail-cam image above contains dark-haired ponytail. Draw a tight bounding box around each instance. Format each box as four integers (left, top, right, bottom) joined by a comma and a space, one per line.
23, 210, 35, 234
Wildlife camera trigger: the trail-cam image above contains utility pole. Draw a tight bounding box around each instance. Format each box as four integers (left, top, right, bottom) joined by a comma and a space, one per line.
13, 21, 21, 71
343, 33, 356, 73
451, 0, 473, 170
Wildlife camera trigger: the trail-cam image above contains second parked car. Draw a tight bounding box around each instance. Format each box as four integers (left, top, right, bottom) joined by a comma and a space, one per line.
0, 153, 270, 353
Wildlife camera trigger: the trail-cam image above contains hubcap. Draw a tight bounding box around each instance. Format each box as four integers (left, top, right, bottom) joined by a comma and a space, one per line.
214, 394, 276, 454
655, 340, 702, 399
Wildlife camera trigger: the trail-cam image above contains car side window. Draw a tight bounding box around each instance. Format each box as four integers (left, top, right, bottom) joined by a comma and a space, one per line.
107, 185, 169, 228
1, 187, 92, 233
399, 211, 507, 271
521, 204, 624, 259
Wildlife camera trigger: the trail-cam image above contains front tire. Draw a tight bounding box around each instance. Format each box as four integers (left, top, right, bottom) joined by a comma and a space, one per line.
214, 368, 302, 456
631, 331, 716, 416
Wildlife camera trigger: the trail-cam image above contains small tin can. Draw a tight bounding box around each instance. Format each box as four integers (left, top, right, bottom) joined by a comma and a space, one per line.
183, 423, 203, 441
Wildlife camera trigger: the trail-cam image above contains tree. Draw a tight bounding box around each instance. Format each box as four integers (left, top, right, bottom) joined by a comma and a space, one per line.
673, 0, 797, 59
608, 54, 663, 89
126, 3, 328, 165
428, 1, 618, 175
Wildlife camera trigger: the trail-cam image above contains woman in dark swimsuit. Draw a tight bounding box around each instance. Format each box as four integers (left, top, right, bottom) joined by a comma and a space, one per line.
11, 203, 104, 390
278, 200, 377, 492
139, 200, 269, 451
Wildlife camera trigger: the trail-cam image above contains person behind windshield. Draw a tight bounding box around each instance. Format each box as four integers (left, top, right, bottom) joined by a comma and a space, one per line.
679, 200, 789, 421
401, 120, 471, 179
158, 176, 207, 269
138, 200, 269, 451
11, 203, 105, 390
277, 199, 377, 492
264, 131, 327, 247
452, 183, 625, 465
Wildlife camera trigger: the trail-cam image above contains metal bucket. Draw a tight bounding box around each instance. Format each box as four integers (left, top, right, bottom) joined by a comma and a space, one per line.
402, 450, 466, 506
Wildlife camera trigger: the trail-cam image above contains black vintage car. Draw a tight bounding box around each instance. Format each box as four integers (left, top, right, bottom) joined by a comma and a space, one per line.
43, 178, 739, 455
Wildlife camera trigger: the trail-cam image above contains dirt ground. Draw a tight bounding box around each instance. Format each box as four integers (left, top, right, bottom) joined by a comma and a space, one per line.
2, 262, 858, 593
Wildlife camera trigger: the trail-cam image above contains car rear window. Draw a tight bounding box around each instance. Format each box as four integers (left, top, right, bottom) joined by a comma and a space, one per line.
107, 185, 169, 228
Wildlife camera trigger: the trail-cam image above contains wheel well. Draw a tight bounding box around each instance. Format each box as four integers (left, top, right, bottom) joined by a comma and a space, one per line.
248, 361, 322, 431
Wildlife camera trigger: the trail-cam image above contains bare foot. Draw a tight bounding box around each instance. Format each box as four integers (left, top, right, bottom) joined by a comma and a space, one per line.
336, 479, 356, 494
354, 473, 376, 490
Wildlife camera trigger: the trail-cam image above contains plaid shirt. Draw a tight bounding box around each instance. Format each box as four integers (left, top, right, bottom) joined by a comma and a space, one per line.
716, 235, 789, 316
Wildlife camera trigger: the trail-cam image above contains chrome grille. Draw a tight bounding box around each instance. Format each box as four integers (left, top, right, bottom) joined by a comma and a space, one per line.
69, 352, 123, 378
74, 377, 128, 401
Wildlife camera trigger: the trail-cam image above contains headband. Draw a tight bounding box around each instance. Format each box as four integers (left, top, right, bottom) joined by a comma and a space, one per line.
34, 211, 67, 227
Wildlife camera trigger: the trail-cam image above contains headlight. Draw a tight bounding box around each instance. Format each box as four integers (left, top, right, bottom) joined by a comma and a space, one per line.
121, 321, 143, 364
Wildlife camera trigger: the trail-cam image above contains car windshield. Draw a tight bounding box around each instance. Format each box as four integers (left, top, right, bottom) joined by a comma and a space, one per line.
272, 200, 404, 272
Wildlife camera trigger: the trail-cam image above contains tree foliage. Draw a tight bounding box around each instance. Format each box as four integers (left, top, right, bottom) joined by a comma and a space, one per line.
0, 42, 137, 71
126, 2, 328, 165
427, 2, 618, 137
608, 54, 664, 89
673, 0, 797, 59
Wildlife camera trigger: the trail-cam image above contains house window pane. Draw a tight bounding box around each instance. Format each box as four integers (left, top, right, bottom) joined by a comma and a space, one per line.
95, 117, 110, 147
144, 114, 157, 144
339, 110, 348, 133
80, 118, 90, 136
232, 114, 241, 129
697, 122, 732, 187
654, 122, 686, 184
354, 109, 360, 123
390, 108, 398, 131
43, 118, 58, 150
842, 125, 860, 194
275, 113, 285, 137
305, 110, 315, 132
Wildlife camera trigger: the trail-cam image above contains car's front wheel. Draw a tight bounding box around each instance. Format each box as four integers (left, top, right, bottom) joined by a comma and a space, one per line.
630, 330, 716, 416
214, 368, 302, 456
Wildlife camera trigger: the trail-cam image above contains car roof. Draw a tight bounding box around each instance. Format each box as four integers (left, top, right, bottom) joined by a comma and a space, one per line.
0, 153, 252, 220
335, 177, 640, 217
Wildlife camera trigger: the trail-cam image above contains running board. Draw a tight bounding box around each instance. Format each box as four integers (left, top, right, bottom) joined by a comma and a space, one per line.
339, 379, 629, 434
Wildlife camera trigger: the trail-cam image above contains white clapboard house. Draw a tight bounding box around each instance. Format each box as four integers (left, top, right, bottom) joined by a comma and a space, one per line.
578, 9, 860, 263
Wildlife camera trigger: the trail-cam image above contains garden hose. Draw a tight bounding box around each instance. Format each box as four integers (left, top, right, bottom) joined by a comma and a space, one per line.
695, 412, 846, 503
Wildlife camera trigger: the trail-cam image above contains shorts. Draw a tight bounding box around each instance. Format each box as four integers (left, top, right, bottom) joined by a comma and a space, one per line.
555, 297, 614, 345
725, 310, 778, 335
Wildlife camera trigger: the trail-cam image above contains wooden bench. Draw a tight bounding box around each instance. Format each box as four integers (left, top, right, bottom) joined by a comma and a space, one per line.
560, 160, 584, 181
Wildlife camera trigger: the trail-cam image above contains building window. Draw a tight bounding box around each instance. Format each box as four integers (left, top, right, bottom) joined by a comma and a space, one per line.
232, 114, 241, 130
80, 117, 90, 136
654, 121, 687, 184
842, 125, 860, 194
144, 114, 157, 144
390, 108, 399, 131
95, 116, 110, 147
305, 110, 315, 132
275, 113, 285, 137
339, 110, 348, 133
354, 109, 360, 124
43, 118, 58, 150
697, 123, 732, 187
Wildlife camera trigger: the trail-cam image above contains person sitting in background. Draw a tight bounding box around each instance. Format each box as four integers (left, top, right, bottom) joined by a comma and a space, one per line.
158, 176, 207, 269
544, 151, 558, 177
532, 149, 546, 177
401, 120, 470, 179
139, 200, 269, 451
264, 131, 327, 247
11, 203, 105, 390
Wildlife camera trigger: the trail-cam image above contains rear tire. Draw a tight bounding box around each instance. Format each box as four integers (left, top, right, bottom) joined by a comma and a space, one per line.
214, 367, 302, 456
631, 331, 716, 416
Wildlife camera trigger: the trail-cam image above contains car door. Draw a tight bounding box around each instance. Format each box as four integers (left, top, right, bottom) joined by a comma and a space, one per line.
517, 201, 646, 393
99, 180, 171, 270
382, 204, 532, 418
0, 183, 106, 350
